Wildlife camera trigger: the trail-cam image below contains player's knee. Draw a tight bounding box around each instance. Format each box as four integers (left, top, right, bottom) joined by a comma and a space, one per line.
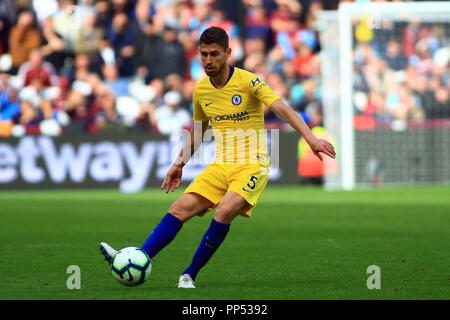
168, 199, 197, 222
214, 204, 236, 224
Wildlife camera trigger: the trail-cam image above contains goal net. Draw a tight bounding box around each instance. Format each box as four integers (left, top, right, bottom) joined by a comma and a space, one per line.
317, 2, 450, 190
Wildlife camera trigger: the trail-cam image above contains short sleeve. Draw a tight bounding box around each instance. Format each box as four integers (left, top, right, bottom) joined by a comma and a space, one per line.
192, 86, 209, 121
247, 74, 281, 108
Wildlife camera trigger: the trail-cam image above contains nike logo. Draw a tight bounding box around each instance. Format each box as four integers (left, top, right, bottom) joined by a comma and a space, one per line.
205, 102, 213, 107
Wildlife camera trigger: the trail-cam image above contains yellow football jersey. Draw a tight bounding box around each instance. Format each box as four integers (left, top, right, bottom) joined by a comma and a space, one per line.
192, 66, 281, 163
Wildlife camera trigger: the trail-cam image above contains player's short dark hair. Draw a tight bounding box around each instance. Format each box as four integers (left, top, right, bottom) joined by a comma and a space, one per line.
199, 26, 229, 50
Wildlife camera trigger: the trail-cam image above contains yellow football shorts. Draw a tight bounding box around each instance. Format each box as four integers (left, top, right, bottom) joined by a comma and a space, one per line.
184, 159, 270, 217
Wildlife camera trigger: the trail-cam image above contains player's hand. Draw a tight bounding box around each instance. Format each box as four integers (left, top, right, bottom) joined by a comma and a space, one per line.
161, 164, 183, 193
309, 137, 336, 161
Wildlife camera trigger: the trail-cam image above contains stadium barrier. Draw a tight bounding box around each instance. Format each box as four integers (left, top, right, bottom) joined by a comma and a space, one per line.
2, 128, 447, 192
355, 123, 450, 186
0, 132, 300, 192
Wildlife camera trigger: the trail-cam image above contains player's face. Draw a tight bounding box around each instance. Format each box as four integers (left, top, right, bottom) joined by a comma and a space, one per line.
200, 43, 231, 77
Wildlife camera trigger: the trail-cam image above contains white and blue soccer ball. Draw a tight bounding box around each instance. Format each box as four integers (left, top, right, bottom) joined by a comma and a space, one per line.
111, 247, 152, 287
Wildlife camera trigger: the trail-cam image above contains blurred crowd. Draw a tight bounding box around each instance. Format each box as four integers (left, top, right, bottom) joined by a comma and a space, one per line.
352, 17, 450, 129
0, 0, 448, 137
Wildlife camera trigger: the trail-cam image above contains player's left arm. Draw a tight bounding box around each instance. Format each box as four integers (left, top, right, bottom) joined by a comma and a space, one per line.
270, 99, 336, 161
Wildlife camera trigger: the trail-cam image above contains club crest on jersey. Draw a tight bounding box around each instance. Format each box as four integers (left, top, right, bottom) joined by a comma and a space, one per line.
232, 94, 242, 105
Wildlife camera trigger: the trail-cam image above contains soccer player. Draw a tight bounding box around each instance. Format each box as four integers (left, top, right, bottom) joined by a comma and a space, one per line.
100, 26, 336, 288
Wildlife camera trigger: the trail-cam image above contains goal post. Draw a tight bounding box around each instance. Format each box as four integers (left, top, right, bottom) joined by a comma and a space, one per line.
317, 2, 450, 190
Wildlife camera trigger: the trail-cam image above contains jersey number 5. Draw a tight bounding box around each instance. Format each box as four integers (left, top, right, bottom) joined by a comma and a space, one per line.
242, 176, 258, 192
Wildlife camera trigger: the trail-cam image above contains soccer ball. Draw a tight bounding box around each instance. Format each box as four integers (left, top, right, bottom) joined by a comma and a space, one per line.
111, 247, 152, 287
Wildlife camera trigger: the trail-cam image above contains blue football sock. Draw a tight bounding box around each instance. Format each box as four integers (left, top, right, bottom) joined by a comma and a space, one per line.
141, 213, 183, 259
183, 219, 230, 281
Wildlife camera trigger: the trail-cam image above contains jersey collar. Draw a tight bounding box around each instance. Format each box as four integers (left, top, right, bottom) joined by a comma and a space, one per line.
209, 65, 234, 89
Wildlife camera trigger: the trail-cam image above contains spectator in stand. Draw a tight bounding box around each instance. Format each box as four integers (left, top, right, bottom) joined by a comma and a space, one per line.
244, 4, 273, 50
177, 0, 195, 36
92, 84, 123, 133
403, 21, 420, 58
51, 0, 80, 53
68, 53, 92, 85
72, 10, 105, 57
8, 10, 42, 73
293, 29, 318, 80
151, 26, 186, 79
0, 14, 12, 55
151, 91, 192, 135
165, 73, 184, 93
410, 39, 434, 77
180, 78, 196, 111
205, 7, 239, 38
267, 72, 289, 102
418, 78, 450, 119
12, 100, 39, 133
190, 0, 213, 37
269, 0, 302, 35
429, 86, 450, 118
111, 0, 135, 16
64, 89, 91, 133
95, 0, 114, 32
131, 0, 151, 37
18, 75, 60, 110
106, 12, 136, 77
281, 59, 299, 90
181, 34, 200, 80
39, 15, 66, 73
133, 17, 158, 82
386, 83, 424, 122
304, 0, 324, 31
68, 56, 100, 102
364, 57, 397, 97
102, 63, 130, 98
37, 99, 70, 136
0, 0, 17, 35
149, 78, 166, 107
0, 85, 20, 121
273, 14, 302, 62
0, 72, 9, 90
31, 0, 58, 25
364, 90, 393, 123
384, 40, 408, 71
265, 43, 284, 75
290, 79, 321, 126
17, 49, 59, 88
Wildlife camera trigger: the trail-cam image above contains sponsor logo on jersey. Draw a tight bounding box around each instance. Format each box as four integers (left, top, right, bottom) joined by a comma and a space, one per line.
210, 111, 250, 123
254, 82, 267, 95
249, 77, 261, 87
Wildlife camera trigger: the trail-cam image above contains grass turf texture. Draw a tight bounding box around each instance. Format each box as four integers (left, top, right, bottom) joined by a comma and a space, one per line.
0, 185, 448, 300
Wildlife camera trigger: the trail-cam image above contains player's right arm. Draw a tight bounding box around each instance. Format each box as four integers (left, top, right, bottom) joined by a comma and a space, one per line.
161, 84, 210, 193
161, 121, 209, 193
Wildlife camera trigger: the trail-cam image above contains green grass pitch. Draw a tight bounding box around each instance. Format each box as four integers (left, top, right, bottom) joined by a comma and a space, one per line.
0, 185, 448, 300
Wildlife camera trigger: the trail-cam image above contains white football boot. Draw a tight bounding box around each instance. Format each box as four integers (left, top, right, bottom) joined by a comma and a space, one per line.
99, 242, 118, 265
178, 274, 196, 288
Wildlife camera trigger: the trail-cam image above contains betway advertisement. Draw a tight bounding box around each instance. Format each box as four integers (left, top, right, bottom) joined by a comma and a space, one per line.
0, 133, 300, 192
